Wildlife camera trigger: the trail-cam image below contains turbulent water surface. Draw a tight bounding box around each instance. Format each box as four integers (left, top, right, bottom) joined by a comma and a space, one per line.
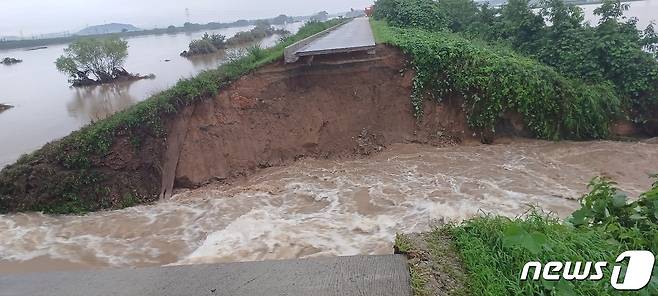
1, 140, 656, 273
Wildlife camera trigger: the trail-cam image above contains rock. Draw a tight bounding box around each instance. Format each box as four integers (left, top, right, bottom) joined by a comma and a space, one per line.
1, 57, 22, 65
0, 103, 14, 113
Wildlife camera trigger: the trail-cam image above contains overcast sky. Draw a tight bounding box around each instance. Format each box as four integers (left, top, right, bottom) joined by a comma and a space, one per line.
0, 0, 374, 36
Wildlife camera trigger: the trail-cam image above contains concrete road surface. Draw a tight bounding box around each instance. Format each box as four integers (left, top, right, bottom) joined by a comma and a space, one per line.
0, 255, 411, 296
296, 17, 376, 56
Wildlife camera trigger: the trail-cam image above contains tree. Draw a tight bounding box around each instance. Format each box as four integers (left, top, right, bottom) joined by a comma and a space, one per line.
373, 0, 447, 31
181, 33, 226, 57
55, 36, 130, 86
494, 0, 546, 51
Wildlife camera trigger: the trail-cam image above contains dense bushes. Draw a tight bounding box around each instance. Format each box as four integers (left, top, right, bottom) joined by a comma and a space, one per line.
226, 23, 289, 46
373, 0, 658, 132
373, 0, 447, 31
372, 22, 619, 139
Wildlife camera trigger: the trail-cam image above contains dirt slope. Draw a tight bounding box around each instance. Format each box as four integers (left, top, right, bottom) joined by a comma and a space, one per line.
171, 46, 473, 187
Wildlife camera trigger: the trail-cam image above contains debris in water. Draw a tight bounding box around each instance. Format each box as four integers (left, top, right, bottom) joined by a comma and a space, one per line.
1, 57, 22, 65
0, 103, 13, 113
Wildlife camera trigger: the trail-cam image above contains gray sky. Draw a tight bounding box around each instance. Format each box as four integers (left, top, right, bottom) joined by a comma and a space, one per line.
0, 0, 374, 36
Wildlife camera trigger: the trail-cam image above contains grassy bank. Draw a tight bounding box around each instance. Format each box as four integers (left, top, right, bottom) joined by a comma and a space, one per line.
0, 19, 344, 214
396, 177, 658, 295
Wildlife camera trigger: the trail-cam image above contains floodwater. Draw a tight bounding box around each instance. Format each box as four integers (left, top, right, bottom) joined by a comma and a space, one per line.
1, 140, 656, 273
0, 23, 302, 167
581, 0, 658, 28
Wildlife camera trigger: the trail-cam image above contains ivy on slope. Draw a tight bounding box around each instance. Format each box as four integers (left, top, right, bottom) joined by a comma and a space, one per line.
53, 19, 345, 170
372, 20, 620, 140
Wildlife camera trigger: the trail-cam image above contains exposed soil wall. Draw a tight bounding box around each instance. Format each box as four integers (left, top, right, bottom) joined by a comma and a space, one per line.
172, 46, 473, 187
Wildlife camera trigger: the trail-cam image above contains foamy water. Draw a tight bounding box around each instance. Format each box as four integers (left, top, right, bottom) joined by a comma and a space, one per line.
1, 140, 656, 272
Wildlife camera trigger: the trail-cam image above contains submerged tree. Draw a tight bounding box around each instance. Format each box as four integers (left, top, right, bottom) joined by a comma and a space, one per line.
55, 36, 132, 86
181, 33, 227, 57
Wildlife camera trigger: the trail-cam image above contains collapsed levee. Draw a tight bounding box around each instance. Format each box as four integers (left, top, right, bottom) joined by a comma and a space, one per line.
0, 45, 476, 214
172, 46, 473, 187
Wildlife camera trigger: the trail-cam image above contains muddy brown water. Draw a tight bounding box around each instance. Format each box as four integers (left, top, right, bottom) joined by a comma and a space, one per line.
1, 140, 656, 273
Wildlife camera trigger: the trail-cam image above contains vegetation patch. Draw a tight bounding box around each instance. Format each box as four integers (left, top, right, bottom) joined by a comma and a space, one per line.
181, 23, 290, 57
226, 23, 289, 46
400, 177, 658, 295
371, 0, 658, 139
55, 36, 154, 86
1, 57, 22, 65
0, 19, 344, 214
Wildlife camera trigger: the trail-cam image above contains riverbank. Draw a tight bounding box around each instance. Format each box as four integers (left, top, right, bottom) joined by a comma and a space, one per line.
1, 57, 22, 65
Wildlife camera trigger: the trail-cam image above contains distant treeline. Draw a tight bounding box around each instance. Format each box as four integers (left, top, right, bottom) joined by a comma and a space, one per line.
0, 12, 330, 50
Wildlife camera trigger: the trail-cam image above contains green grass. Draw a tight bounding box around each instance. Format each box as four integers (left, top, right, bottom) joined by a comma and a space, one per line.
370, 20, 620, 140
451, 214, 622, 295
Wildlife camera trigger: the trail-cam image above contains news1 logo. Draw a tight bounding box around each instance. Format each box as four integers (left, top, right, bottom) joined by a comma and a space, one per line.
520, 251, 656, 290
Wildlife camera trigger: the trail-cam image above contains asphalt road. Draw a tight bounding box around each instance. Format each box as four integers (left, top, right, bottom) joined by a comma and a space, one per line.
296, 17, 376, 56
0, 255, 411, 296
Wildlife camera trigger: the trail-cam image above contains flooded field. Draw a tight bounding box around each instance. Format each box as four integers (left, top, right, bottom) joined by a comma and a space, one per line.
1, 140, 656, 273
0, 23, 302, 167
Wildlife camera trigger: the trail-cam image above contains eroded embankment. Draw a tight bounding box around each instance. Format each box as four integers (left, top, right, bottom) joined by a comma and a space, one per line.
170, 46, 474, 188
0, 45, 476, 213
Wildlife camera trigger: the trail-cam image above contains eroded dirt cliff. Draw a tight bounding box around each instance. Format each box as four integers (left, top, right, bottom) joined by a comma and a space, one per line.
171, 46, 473, 188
